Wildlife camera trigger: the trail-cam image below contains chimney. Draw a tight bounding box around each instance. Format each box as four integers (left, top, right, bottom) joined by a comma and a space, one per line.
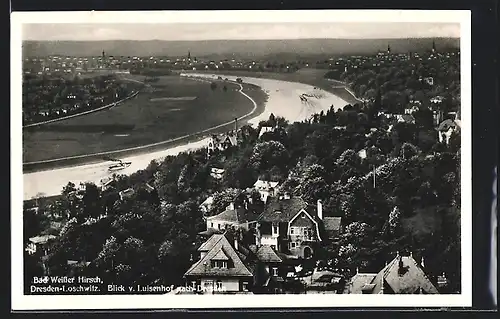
283, 192, 291, 200
234, 238, 239, 251
421, 256, 425, 268
398, 256, 404, 271
234, 117, 238, 132
317, 199, 323, 220
255, 228, 261, 247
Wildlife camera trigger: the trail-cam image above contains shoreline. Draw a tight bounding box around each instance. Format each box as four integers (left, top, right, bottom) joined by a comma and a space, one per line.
22, 78, 142, 128
23, 74, 349, 200
23, 80, 265, 173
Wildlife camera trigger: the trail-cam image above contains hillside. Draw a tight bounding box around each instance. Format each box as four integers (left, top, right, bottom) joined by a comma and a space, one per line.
22, 38, 460, 59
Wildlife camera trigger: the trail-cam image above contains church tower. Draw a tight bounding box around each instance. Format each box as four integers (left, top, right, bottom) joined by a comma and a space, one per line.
387, 44, 391, 55
432, 40, 436, 53
188, 51, 191, 61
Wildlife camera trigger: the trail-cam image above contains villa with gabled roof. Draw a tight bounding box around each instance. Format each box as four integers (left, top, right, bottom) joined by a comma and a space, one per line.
184, 232, 288, 294
184, 234, 254, 294
256, 194, 328, 259
344, 252, 439, 294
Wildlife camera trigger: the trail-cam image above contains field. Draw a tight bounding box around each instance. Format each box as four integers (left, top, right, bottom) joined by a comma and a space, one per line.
182, 68, 360, 105
23, 75, 267, 163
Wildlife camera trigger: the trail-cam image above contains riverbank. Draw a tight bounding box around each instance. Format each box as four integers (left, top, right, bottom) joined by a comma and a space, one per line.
23, 74, 348, 200
23, 79, 142, 128
183, 69, 360, 105
23, 80, 267, 173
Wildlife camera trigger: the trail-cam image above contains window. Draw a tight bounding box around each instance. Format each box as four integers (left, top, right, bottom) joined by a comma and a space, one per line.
272, 225, 279, 236
210, 222, 214, 228
271, 245, 276, 250
290, 242, 297, 249
218, 223, 221, 230
216, 280, 223, 289
211, 260, 228, 268
301, 214, 306, 218
290, 227, 295, 235
272, 267, 278, 276
242, 281, 249, 291
204, 280, 213, 288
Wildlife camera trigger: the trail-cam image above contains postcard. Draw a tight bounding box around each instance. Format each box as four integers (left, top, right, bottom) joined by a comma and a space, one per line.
11, 9, 471, 310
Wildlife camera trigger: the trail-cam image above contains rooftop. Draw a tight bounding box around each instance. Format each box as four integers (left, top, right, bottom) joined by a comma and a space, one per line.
206, 206, 254, 224
29, 235, 57, 244
347, 254, 439, 294
185, 234, 253, 278
258, 196, 319, 223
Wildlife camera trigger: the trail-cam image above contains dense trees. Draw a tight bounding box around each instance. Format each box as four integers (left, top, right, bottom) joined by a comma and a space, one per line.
22, 74, 140, 125
28, 52, 461, 292
329, 51, 460, 116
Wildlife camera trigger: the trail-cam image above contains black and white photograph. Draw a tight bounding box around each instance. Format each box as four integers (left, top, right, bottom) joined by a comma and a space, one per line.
11, 10, 472, 310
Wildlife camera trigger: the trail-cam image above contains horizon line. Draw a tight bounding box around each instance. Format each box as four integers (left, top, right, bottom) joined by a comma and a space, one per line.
23, 36, 460, 42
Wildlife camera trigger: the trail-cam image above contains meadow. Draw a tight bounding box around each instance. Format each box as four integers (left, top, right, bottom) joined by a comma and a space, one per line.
23, 75, 266, 163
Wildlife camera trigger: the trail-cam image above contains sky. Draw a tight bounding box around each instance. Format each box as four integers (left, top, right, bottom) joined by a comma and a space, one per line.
22, 22, 460, 41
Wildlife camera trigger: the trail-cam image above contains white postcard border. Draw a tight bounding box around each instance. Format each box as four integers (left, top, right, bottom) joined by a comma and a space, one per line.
11, 9, 472, 310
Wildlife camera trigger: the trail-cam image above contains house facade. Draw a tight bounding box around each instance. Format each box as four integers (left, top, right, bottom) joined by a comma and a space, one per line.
253, 179, 279, 204
25, 235, 57, 255
256, 195, 324, 259
184, 234, 254, 294
207, 119, 239, 157
185, 232, 287, 294
205, 203, 254, 232
258, 126, 277, 139
437, 119, 460, 145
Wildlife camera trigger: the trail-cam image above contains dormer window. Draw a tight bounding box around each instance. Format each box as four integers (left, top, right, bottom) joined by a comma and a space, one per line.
211, 260, 228, 268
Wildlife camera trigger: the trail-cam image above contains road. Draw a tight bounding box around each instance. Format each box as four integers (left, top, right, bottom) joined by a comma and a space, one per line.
22, 74, 348, 200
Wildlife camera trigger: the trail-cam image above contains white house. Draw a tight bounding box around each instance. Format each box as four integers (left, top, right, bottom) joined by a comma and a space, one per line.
253, 179, 279, 203
200, 196, 214, 214
437, 119, 460, 145
258, 126, 276, 138
119, 188, 135, 200
210, 168, 225, 180
206, 203, 253, 232
26, 235, 57, 255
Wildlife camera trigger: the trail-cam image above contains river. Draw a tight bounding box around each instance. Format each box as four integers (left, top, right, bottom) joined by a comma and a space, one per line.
22, 74, 348, 200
